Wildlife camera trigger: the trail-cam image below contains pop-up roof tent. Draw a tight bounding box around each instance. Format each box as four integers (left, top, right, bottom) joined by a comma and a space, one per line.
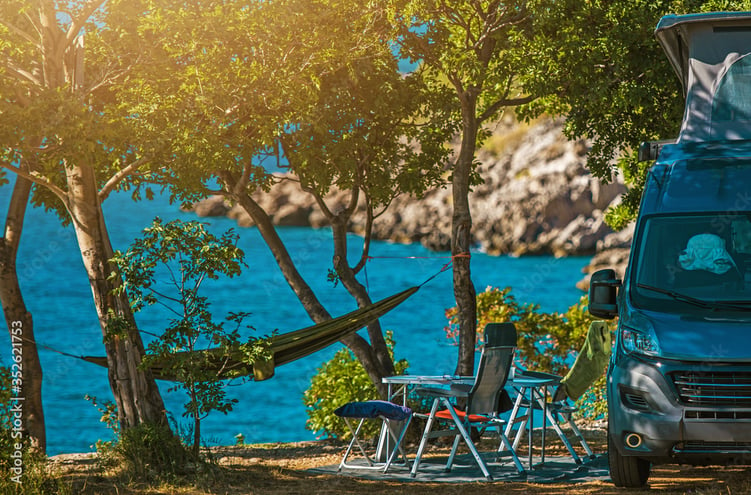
656, 12, 751, 142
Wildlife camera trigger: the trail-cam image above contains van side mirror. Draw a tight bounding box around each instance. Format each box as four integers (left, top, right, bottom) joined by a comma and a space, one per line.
588, 269, 621, 319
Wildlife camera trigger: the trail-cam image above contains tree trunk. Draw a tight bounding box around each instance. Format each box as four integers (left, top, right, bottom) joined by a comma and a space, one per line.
0, 177, 46, 451
223, 175, 391, 397
453, 101, 479, 377
192, 393, 201, 458
331, 216, 395, 379
65, 162, 168, 429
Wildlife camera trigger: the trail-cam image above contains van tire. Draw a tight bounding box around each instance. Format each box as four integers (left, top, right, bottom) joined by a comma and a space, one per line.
608, 426, 651, 487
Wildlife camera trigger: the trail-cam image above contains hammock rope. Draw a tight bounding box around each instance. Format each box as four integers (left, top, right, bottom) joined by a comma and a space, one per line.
80, 285, 419, 381
22, 256, 457, 382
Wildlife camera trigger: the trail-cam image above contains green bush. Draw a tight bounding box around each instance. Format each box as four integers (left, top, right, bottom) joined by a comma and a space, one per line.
447, 286, 611, 421
113, 422, 191, 480
111, 218, 269, 457
303, 332, 408, 440
0, 366, 72, 494
0, 366, 13, 466
87, 394, 196, 481
575, 375, 608, 421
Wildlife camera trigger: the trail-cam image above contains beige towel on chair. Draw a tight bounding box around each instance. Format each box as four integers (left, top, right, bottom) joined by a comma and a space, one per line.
559, 321, 612, 401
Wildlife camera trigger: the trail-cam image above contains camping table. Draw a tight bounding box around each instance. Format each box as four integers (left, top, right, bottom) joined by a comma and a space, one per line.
380, 373, 559, 470
377, 375, 475, 461
383, 374, 476, 406
504, 371, 560, 469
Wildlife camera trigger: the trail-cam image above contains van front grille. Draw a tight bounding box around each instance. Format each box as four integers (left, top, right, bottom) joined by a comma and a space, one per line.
671, 371, 751, 407
685, 409, 751, 421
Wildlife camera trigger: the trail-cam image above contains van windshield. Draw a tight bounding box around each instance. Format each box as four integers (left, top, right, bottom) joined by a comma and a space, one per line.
632, 214, 751, 313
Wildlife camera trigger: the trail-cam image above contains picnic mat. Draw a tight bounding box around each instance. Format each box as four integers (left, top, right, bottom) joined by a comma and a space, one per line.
308, 453, 610, 483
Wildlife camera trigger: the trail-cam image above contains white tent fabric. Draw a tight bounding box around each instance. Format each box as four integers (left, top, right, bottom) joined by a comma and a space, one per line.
656, 12, 751, 142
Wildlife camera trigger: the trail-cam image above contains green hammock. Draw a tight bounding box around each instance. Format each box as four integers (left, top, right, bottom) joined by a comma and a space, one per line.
81, 285, 419, 382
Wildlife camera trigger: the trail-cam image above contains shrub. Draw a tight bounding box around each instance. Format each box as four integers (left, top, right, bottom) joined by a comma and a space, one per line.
111, 218, 270, 457
0, 366, 13, 467
446, 286, 610, 420
114, 422, 191, 480
0, 366, 72, 494
303, 332, 408, 440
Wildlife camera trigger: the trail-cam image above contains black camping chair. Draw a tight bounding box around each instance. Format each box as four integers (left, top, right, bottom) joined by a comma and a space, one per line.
410, 323, 525, 480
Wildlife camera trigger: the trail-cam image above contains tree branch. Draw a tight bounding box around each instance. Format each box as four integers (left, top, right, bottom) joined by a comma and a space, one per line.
86, 64, 132, 94
445, 68, 460, 96
233, 159, 254, 195
480, 94, 535, 123
99, 156, 149, 201
304, 182, 334, 220
282, 135, 335, 220
0, 19, 39, 45
3, 63, 43, 87
66, 0, 107, 45
2, 177, 32, 260
342, 161, 363, 218
1, 162, 69, 210
352, 193, 373, 275
23, 10, 42, 41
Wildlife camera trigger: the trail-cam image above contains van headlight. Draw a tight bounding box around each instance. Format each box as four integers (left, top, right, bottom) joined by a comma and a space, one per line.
621, 326, 661, 356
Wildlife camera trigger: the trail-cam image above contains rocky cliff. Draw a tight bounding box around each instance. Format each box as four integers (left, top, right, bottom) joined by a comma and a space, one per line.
191, 117, 631, 282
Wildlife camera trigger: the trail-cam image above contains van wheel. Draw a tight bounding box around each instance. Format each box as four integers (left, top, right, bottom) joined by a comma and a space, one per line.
608, 427, 650, 487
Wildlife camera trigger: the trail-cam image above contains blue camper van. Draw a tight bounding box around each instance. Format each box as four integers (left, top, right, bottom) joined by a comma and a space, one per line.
588, 12, 751, 487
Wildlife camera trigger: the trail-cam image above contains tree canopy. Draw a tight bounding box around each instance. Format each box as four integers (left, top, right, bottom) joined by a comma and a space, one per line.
99, 0, 455, 394
518, 0, 751, 228
5, 0, 751, 453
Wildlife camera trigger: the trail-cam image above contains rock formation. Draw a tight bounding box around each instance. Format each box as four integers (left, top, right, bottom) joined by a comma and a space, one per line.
190, 117, 632, 284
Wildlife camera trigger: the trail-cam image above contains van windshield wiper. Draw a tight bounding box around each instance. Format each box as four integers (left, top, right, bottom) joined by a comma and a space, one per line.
636, 283, 751, 311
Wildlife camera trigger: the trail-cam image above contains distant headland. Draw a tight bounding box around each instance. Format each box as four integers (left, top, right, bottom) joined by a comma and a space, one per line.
189, 117, 632, 289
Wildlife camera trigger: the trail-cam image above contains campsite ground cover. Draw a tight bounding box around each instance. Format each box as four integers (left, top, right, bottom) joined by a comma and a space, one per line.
46, 427, 751, 494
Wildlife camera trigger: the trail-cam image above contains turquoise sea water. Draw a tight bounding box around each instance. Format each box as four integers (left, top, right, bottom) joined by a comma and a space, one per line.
0, 188, 590, 455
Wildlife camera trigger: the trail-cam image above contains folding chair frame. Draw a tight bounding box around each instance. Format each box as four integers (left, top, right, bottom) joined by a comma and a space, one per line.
338, 414, 412, 473
411, 396, 524, 480
547, 401, 595, 461
409, 323, 524, 481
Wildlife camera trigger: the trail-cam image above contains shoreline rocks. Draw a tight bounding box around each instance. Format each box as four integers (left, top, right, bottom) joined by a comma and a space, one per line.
189, 117, 632, 286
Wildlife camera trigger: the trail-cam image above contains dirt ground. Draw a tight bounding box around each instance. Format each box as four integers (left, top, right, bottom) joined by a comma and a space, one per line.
45, 427, 751, 495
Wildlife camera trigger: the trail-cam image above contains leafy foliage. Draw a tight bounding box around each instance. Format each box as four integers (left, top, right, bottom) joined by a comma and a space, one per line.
84, 394, 120, 451
446, 287, 610, 420
112, 422, 191, 480
0, 366, 13, 467
303, 332, 408, 440
0, 367, 70, 493
576, 375, 608, 421
447, 287, 597, 374
518, 0, 751, 226
111, 218, 270, 455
